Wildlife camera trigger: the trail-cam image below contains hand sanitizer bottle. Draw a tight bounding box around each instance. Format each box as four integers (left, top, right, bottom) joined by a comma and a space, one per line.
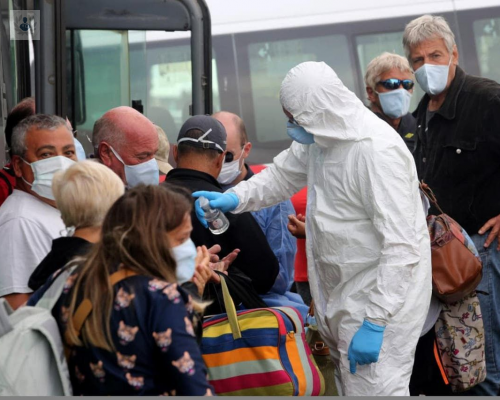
199, 196, 230, 235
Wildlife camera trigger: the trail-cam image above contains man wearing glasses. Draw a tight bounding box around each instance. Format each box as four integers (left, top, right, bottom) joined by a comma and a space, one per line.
365, 52, 416, 152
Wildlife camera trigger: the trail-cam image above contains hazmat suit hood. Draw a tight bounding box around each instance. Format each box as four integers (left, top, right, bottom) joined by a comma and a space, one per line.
280, 61, 383, 147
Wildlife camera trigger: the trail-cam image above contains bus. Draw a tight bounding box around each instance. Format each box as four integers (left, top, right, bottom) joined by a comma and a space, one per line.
2, 0, 500, 166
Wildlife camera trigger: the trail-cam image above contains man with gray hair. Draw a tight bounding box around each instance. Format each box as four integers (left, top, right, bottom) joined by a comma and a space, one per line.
92, 106, 159, 188
0, 114, 77, 309
365, 52, 416, 151
404, 14, 500, 395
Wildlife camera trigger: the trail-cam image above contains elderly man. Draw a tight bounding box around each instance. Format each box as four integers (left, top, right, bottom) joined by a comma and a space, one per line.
403, 14, 500, 396
365, 52, 416, 151
213, 111, 307, 319
193, 62, 431, 396
92, 106, 159, 187
0, 114, 77, 309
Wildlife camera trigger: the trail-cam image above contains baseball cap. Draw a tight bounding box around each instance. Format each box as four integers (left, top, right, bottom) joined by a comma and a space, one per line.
154, 125, 173, 174
177, 115, 226, 152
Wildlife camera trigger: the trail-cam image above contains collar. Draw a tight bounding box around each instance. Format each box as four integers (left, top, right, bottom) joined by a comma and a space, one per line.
166, 168, 223, 189
420, 66, 466, 121
243, 163, 253, 181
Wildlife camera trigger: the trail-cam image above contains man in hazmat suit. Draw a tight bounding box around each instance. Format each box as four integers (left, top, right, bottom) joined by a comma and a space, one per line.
193, 61, 432, 396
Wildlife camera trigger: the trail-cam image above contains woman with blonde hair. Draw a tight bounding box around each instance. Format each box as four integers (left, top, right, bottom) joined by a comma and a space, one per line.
28, 184, 213, 395
29, 160, 125, 290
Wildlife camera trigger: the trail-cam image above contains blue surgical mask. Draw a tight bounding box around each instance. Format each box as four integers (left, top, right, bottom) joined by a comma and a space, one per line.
21, 156, 76, 200
377, 88, 412, 119
74, 138, 87, 161
172, 239, 197, 284
415, 58, 452, 96
287, 121, 315, 145
109, 146, 159, 188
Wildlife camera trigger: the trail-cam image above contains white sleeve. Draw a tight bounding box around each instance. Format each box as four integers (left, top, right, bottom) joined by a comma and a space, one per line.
228, 142, 309, 213
0, 218, 53, 296
355, 143, 422, 324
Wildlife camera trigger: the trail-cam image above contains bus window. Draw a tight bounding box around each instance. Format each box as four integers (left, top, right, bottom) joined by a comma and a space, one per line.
355, 31, 424, 111
73, 29, 130, 149
145, 38, 221, 143
247, 35, 354, 143
473, 18, 500, 83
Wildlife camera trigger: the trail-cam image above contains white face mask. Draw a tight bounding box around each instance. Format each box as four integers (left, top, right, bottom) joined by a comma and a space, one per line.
109, 146, 159, 188
217, 150, 244, 185
21, 156, 76, 200
172, 239, 197, 284
415, 57, 452, 96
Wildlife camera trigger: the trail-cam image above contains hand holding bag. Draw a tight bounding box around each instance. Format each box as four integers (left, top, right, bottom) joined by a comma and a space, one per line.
420, 183, 482, 303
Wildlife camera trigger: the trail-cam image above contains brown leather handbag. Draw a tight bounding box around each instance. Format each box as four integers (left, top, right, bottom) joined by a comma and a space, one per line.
420, 183, 483, 303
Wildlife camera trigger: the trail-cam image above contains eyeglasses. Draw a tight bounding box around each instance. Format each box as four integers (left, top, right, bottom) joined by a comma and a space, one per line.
377, 79, 414, 91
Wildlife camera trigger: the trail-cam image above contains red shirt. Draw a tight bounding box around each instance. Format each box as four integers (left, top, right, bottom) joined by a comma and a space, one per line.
290, 188, 308, 282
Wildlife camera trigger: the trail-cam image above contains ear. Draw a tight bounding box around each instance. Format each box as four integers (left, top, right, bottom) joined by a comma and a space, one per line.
98, 142, 113, 167
173, 145, 179, 164
11, 155, 24, 178
452, 44, 459, 65
242, 142, 252, 160
366, 87, 378, 104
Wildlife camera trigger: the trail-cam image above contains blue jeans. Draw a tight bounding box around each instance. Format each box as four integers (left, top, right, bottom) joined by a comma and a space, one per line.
466, 234, 500, 396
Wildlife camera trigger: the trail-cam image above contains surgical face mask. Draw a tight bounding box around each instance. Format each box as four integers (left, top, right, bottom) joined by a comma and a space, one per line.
415, 57, 452, 96
287, 121, 315, 145
377, 88, 412, 119
74, 138, 87, 161
218, 151, 244, 185
172, 238, 197, 284
21, 156, 76, 200
109, 146, 159, 188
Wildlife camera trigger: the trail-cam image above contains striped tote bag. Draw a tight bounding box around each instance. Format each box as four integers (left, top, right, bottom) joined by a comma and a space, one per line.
201, 276, 325, 396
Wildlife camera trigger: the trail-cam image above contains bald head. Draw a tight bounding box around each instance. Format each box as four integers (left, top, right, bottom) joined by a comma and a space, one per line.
213, 111, 247, 146
93, 106, 159, 184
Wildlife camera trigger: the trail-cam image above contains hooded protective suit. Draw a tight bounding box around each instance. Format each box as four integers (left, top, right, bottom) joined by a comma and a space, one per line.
226, 62, 432, 396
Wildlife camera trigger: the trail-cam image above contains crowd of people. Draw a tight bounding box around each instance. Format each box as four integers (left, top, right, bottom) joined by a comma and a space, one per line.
0, 14, 499, 396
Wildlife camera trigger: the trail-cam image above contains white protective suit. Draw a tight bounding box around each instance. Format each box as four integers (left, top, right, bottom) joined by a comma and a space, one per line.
227, 62, 432, 396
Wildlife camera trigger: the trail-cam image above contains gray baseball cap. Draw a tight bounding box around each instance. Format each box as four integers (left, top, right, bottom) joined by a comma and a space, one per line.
177, 115, 227, 152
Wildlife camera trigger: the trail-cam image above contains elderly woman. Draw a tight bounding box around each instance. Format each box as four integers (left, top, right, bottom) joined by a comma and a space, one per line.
364, 52, 417, 151
28, 160, 125, 291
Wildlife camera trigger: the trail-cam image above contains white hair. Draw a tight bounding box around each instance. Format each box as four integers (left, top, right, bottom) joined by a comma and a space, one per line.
365, 52, 414, 90
403, 15, 456, 60
52, 160, 125, 229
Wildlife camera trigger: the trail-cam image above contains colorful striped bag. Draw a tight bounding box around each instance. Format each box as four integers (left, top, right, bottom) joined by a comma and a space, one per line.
201, 276, 325, 396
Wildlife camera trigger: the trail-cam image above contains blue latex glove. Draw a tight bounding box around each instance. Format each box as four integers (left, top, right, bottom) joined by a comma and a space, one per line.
192, 191, 239, 228
347, 320, 385, 374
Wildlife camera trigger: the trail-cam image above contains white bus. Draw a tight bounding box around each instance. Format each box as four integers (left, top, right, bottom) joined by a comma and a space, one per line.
5, 0, 500, 165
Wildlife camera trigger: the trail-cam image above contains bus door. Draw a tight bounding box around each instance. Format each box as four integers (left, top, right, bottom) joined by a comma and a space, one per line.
35, 0, 212, 155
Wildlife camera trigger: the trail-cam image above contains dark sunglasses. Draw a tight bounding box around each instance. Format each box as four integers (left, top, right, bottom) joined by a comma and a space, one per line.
224, 146, 245, 163
377, 79, 414, 91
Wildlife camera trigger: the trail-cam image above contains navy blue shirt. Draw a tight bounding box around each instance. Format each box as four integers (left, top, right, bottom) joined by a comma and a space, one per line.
29, 269, 213, 396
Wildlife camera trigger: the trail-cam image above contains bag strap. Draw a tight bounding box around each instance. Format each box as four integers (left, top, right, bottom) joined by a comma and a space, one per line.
36, 266, 77, 311
219, 274, 242, 340
419, 181, 445, 215
66, 269, 137, 343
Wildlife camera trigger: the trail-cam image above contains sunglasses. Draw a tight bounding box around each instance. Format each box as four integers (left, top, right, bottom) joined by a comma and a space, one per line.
224, 146, 245, 163
377, 79, 414, 91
